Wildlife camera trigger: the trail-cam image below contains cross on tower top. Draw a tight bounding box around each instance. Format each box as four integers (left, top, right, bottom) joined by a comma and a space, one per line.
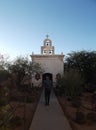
46, 34, 49, 39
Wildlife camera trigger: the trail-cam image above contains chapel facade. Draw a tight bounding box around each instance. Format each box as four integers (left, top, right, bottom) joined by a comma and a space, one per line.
30, 35, 64, 87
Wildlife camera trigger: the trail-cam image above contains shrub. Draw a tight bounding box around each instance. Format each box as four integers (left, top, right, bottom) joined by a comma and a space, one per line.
58, 70, 84, 99
0, 70, 10, 83
26, 96, 35, 102
9, 116, 22, 128
0, 86, 9, 106
72, 99, 81, 108
0, 126, 11, 130
86, 112, 96, 124
76, 111, 86, 124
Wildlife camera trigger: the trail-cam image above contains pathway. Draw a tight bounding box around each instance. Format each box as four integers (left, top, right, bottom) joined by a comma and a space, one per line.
29, 89, 72, 130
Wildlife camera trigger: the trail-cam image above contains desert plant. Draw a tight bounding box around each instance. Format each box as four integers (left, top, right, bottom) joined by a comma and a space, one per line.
76, 111, 86, 124
72, 99, 81, 108
86, 112, 96, 124
65, 51, 96, 84
59, 70, 84, 99
9, 116, 22, 128
0, 86, 9, 106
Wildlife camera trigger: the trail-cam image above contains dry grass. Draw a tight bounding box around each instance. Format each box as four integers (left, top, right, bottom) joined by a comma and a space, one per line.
57, 93, 96, 130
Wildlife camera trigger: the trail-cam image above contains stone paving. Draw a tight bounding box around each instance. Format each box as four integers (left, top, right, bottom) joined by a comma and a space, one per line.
29, 89, 72, 130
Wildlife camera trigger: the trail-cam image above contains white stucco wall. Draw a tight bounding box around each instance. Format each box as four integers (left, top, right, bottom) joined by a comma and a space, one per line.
31, 54, 64, 85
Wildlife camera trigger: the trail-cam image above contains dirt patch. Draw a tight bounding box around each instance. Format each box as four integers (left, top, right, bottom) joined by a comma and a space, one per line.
57, 93, 96, 130
0, 87, 42, 130
12, 88, 42, 130
12, 102, 38, 130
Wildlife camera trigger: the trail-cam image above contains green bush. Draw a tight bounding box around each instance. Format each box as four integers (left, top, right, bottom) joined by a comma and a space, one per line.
58, 70, 84, 99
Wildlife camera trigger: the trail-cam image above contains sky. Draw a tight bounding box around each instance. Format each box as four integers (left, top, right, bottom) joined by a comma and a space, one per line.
0, 0, 96, 60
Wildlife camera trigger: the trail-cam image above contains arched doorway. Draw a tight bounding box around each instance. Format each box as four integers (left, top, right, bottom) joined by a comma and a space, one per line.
42, 73, 53, 83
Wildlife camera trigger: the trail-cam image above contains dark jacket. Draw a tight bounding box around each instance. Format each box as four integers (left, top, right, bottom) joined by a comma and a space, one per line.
43, 79, 52, 90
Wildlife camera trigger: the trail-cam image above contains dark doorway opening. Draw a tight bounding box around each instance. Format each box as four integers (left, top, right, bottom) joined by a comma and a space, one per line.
42, 73, 53, 84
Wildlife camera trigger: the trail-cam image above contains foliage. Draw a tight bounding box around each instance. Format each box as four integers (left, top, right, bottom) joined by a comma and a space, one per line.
0, 126, 11, 130
0, 85, 9, 106
86, 112, 96, 124
0, 105, 10, 118
0, 70, 10, 83
0, 53, 9, 70
65, 50, 96, 84
76, 111, 86, 124
58, 70, 84, 99
0, 53, 10, 83
8, 56, 43, 86
9, 116, 22, 128
72, 99, 81, 108
0, 116, 21, 130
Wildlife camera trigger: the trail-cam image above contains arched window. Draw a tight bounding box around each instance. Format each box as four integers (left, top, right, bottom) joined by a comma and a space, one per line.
35, 73, 40, 80
56, 73, 61, 79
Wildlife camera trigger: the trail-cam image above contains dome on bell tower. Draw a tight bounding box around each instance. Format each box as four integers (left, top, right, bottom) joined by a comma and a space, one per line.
41, 35, 55, 55
43, 35, 52, 46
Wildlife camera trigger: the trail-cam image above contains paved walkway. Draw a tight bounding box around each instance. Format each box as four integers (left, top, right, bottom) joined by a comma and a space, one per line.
29, 89, 72, 130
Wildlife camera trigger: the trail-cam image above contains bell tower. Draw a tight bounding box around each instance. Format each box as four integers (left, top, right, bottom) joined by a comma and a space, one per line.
31, 35, 64, 87
41, 35, 54, 55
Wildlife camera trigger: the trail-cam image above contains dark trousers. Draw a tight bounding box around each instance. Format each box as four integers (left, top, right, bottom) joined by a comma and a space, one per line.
45, 89, 51, 105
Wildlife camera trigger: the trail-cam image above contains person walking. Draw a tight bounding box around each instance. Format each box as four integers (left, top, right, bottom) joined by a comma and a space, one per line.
43, 76, 52, 105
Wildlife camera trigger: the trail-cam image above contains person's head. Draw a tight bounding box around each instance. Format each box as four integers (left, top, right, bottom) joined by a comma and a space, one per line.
46, 76, 49, 80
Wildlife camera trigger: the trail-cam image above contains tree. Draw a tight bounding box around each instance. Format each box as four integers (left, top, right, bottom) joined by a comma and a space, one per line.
0, 53, 9, 70
8, 56, 43, 87
59, 70, 84, 99
65, 50, 96, 84
0, 53, 10, 85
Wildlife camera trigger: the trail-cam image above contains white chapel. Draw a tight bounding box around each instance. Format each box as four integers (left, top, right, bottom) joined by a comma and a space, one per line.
30, 35, 64, 87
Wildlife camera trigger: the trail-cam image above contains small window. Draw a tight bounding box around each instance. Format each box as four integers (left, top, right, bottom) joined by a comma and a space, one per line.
43, 50, 47, 54
49, 49, 53, 54
46, 40, 50, 46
